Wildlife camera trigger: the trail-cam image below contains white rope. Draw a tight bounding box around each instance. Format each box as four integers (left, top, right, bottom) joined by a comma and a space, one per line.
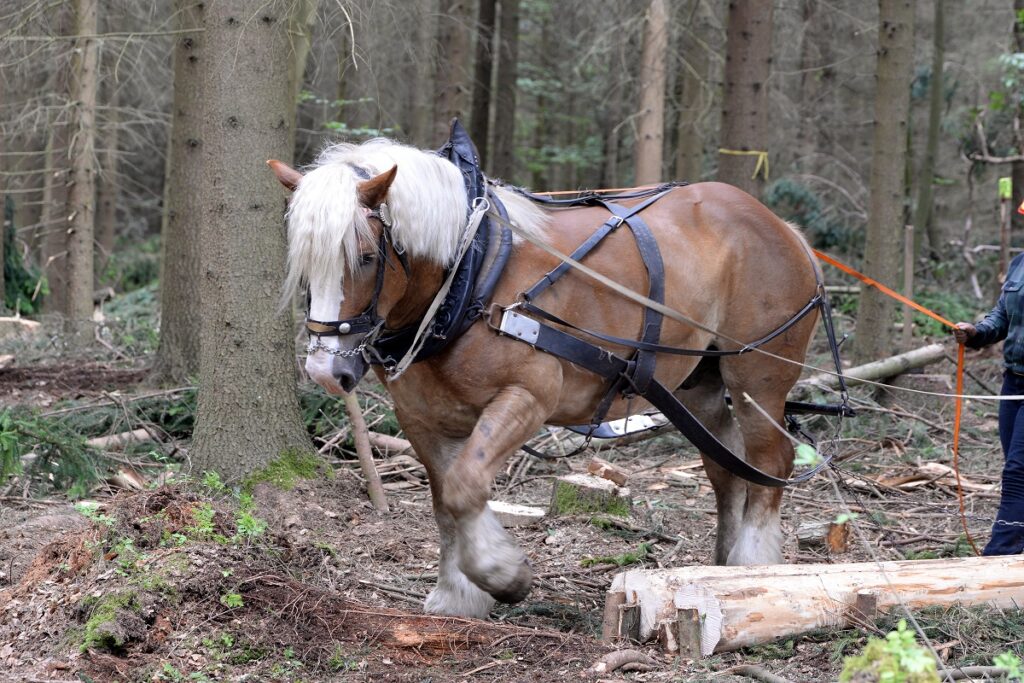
386, 198, 490, 381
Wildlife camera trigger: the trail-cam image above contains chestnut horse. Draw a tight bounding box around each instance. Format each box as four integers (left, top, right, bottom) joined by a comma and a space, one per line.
271, 138, 821, 619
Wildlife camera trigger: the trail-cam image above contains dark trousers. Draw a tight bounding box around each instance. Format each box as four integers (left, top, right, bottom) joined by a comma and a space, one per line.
983, 371, 1024, 555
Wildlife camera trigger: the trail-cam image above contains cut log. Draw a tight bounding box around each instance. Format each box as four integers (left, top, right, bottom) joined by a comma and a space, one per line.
587, 456, 629, 487
550, 473, 631, 517
803, 342, 947, 390
795, 519, 849, 554
487, 500, 546, 527
606, 555, 1024, 655
86, 428, 153, 450
0, 317, 41, 340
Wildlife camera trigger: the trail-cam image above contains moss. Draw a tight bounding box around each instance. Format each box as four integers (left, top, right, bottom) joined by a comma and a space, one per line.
80, 591, 139, 652
552, 481, 631, 517
243, 448, 326, 491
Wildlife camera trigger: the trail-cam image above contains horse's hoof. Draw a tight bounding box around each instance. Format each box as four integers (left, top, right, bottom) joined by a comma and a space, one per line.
487, 560, 533, 604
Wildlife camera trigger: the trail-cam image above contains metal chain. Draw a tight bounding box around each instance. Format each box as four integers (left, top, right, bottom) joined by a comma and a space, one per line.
306, 336, 368, 358
994, 519, 1024, 527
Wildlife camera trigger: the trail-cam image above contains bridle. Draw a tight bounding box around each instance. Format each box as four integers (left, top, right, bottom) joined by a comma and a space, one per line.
303, 201, 409, 361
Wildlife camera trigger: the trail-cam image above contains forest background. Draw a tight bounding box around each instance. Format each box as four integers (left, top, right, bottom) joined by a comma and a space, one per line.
0, 0, 1021, 474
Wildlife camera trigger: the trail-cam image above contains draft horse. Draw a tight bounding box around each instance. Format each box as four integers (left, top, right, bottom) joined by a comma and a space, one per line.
270, 132, 823, 619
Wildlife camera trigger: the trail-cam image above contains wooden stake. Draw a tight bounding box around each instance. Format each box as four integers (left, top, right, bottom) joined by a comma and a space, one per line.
344, 392, 389, 513
901, 224, 914, 350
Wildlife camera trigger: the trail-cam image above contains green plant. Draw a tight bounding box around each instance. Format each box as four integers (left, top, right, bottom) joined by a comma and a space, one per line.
75, 501, 116, 527
220, 592, 244, 609
580, 542, 652, 568
840, 619, 940, 683
994, 652, 1023, 680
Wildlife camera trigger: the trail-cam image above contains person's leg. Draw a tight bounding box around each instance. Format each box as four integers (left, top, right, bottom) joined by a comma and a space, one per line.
984, 372, 1024, 555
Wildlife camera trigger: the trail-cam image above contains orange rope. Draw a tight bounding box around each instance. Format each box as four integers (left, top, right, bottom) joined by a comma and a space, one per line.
540, 182, 980, 554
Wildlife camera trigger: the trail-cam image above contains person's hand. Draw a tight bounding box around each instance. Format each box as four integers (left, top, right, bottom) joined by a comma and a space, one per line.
951, 322, 976, 344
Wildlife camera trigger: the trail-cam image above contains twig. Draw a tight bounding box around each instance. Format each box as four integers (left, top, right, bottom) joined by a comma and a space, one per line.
939, 666, 1010, 681
725, 664, 795, 683
344, 392, 389, 513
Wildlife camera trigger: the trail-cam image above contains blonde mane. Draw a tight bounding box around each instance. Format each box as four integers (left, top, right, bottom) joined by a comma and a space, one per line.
283, 138, 548, 302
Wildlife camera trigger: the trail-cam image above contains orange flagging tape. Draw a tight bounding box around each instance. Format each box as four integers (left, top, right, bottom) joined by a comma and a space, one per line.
540, 183, 980, 553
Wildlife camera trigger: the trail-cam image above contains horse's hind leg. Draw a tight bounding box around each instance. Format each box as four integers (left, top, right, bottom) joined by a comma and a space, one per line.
675, 356, 748, 564
718, 350, 804, 566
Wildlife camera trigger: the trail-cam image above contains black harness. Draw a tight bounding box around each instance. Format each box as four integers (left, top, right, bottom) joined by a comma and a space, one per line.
487, 184, 852, 487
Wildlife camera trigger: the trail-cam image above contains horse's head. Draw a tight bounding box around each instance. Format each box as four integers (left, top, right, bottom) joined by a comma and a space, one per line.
270, 158, 425, 395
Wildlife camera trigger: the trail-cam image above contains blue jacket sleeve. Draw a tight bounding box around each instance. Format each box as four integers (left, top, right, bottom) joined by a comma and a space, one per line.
969, 293, 1009, 348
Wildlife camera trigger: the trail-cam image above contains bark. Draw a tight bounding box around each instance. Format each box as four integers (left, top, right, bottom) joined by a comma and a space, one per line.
151, 0, 204, 385
607, 555, 1024, 653
717, 0, 774, 197
189, 0, 313, 480
65, 0, 100, 337
635, 0, 669, 185
490, 0, 519, 180
674, 0, 712, 182
1012, 0, 1024, 234
95, 75, 120, 284
432, 0, 472, 143
854, 0, 915, 364
470, 0, 497, 168
912, 0, 945, 260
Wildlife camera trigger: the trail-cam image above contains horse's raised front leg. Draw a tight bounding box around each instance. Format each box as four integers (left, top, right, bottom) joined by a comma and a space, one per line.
394, 427, 496, 618
440, 386, 552, 605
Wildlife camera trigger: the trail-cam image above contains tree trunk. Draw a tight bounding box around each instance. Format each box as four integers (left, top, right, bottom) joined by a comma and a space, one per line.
190, 0, 313, 481
491, 0, 520, 181
39, 82, 70, 316
717, 0, 774, 198
151, 0, 204, 385
913, 0, 945, 260
470, 0, 497, 168
289, 0, 318, 112
65, 0, 100, 337
409, 5, 437, 147
674, 0, 711, 182
432, 0, 472, 143
1012, 0, 1024, 235
635, 0, 668, 185
95, 75, 120, 285
854, 0, 915, 365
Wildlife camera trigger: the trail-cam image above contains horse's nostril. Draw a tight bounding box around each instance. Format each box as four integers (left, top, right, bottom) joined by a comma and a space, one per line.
337, 370, 357, 393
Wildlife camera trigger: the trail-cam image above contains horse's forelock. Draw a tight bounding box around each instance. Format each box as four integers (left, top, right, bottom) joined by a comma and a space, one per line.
282, 162, 369, 308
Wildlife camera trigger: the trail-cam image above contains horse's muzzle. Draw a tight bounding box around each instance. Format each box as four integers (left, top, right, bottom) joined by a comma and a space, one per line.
332, 353, 369, 393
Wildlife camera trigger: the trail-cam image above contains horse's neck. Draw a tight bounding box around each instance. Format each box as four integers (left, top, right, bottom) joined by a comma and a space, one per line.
385, 258, 445, 330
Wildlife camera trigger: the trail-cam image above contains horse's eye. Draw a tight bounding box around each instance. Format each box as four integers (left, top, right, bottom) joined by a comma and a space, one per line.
358, 252, 376, 266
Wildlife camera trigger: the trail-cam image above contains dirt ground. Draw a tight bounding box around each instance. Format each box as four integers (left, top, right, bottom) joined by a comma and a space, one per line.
0, 343, 1019, 683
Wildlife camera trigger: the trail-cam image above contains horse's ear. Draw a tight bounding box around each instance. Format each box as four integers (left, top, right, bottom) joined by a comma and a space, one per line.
267, 159, 302, 192
357, 165, 398, 207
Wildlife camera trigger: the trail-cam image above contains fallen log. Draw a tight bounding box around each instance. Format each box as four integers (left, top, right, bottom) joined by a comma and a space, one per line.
803, 342, 947, 390
367, 431, 414, 456
604, 556, 1024, 655
86, 428, 153, 450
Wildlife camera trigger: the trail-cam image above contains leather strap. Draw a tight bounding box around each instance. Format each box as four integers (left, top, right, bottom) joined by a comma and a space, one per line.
499, 313, 831, 487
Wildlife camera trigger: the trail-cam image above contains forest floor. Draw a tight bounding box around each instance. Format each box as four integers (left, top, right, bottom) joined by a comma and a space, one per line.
1, 317, 1022, 683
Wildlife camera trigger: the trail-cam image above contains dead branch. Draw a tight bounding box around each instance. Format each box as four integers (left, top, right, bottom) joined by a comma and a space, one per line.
728, 664, 795, 683
344, 392, 389, 513
588, 649, 659, 676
